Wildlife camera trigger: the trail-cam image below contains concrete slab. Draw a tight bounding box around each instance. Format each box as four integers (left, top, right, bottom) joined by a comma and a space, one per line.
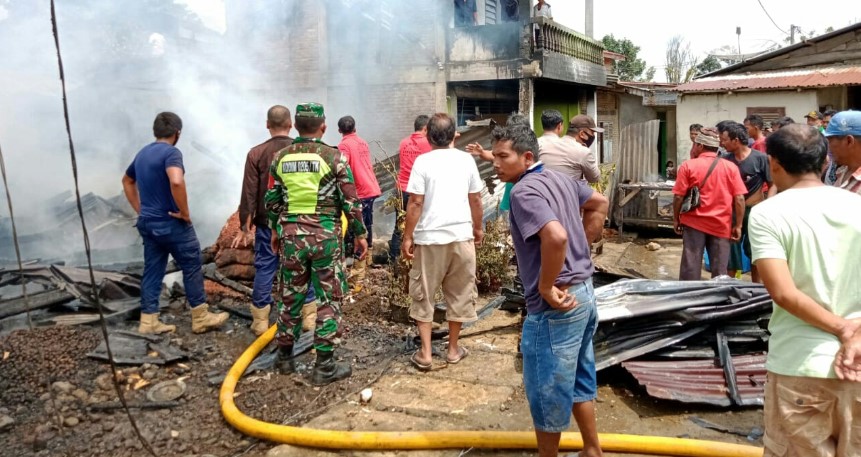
370, 374, 515, 416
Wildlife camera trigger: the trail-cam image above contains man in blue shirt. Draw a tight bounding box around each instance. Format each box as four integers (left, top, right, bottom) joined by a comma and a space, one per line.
492, 124, 608, 457
122, 112, 228, 334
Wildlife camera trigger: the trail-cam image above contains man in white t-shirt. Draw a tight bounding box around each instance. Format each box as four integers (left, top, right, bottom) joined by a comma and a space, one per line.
401, 113, 484, 371
748, 124, 861, 456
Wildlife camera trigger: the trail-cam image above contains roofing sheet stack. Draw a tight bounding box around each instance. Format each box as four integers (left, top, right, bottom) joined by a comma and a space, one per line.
594, 279, 771, 406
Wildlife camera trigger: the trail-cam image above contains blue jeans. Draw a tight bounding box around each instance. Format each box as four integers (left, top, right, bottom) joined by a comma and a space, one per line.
136, 217, 206, 314
252, 225, 279, 308
257, 225, 317, 307
520, 279, 598, 433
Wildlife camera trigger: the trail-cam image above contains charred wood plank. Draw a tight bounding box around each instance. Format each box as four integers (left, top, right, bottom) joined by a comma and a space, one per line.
0, 288, 75, 319
202, 263, 252, 296
87, 401, 179, 412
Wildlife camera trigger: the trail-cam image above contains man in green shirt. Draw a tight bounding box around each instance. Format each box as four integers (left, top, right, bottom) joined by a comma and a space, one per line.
749, 124, 861, 455
265, 103, 368, 386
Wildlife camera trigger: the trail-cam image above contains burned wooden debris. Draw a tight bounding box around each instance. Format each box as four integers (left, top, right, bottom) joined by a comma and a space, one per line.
0, 264, 143, 331
594, 279, 771, 406
87, 332, 188, 365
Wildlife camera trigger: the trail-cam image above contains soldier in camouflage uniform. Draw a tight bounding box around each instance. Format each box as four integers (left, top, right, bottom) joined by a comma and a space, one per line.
265, 102, 368, 386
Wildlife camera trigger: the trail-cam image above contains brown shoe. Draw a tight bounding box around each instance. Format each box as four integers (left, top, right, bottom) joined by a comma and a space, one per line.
190, 304, 229, 334
138, 313, 176, 335
249, 304, 270, 336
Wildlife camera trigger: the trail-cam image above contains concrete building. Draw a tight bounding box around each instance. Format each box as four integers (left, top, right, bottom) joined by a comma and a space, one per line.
225, 0, 605, 158
221, 0, 607, 238
675, 22, 861, 165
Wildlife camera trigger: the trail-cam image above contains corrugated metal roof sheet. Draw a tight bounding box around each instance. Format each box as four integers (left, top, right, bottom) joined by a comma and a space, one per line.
623, 354, 767, 406
676, 66, 861, 93
618, 120, 660, 182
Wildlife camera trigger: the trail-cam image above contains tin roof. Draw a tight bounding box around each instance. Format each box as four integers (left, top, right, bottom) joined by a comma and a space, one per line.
676, 66, 861, 93
623, 354, 767, 406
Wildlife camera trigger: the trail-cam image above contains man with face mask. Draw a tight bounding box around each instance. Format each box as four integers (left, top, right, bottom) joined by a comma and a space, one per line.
558, 114, 602, 183
122, 112, 229, 335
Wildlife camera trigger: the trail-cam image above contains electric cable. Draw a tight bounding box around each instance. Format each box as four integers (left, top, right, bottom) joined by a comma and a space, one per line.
49, 1, 157, 454
756, 0, 789, 35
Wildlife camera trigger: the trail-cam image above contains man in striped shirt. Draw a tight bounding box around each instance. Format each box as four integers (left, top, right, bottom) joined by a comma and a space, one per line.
824, 111, 861, 195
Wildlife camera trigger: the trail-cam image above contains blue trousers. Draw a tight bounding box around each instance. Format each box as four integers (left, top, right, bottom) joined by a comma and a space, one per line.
254, 224, 316, 309
137, 217, 206, 314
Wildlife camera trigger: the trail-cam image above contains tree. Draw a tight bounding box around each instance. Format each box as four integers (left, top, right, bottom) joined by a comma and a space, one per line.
695, 55, 722, 77
602, 34, 650, 81
665, 35, 698, 84
642, 66, 656, 82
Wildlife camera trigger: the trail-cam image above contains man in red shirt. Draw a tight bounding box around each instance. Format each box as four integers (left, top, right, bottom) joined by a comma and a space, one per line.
337, 116, 381, 293
673, 128, 747, 280
390, 115, 432, 261
744, 114, 767, 153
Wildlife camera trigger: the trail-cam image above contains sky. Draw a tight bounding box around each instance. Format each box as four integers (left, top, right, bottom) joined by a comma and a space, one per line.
552, 0, 859, 81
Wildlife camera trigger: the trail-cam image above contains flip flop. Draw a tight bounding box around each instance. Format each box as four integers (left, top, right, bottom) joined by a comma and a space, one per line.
446, 347, 469, 364
410, 351, 432, 372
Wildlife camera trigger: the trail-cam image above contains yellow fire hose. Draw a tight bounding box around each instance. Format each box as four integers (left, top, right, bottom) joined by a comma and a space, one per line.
220, 325, 764, 456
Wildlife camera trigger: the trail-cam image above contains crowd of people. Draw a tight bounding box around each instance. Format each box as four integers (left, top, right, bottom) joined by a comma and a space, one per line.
673, 110, 861, 454
120, 103, 861, 455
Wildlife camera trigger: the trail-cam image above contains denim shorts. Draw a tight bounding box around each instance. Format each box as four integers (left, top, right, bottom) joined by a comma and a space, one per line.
520, 278, 598, 433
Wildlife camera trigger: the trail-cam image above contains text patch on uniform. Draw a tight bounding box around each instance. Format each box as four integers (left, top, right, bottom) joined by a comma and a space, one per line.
282, 160, 321, 174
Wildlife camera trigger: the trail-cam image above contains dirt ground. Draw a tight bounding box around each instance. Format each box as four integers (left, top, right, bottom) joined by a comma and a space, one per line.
0, 235, 764, 457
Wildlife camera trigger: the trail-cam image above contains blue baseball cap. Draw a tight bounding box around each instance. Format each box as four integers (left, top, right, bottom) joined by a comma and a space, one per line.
823, 110, 861, 137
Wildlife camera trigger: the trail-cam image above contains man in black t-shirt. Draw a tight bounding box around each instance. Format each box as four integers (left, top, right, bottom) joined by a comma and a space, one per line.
719, 122, 776, 282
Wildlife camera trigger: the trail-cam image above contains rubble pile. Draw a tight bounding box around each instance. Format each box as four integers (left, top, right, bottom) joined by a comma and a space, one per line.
210, 212, 255, 281
594, 279, 771, 406
0, 326, 101, 404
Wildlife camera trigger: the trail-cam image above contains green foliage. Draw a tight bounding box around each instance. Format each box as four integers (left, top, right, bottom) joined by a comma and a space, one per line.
601, 34, 651, 82
475, 219, 513, 294
695, 55, 722, 77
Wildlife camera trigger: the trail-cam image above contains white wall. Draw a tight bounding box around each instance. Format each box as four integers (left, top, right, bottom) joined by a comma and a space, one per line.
675, 90, 817, 165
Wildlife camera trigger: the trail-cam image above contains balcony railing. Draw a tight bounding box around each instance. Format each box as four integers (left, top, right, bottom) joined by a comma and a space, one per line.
531, 17, 603, 65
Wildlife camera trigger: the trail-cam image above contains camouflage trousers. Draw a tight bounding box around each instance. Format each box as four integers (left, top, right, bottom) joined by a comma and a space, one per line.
275, 234, 347, 352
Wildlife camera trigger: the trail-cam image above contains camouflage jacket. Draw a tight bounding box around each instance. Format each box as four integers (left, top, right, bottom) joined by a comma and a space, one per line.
265, 137, 367, 239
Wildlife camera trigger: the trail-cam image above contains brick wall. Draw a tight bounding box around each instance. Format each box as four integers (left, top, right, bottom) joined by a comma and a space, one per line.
597, 89, 620, 161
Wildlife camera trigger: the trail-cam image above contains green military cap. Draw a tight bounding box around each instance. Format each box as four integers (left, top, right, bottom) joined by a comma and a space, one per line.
296, 102, 325, 118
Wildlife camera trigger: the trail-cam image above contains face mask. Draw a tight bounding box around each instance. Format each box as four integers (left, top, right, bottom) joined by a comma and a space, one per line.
582, 132, 595, 148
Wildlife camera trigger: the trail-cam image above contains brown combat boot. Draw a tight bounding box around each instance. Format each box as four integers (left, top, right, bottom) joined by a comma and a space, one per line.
190, 304, 229, 334
138, 313, 176, 335
249, 304, 270, 336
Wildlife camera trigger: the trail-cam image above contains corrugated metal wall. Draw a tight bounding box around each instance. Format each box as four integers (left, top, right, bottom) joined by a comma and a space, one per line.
618, 119, 660, 183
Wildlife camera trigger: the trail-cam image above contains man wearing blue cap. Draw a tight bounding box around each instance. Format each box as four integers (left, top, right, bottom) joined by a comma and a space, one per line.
749, 123, 861, 455
824, 110, 861, 195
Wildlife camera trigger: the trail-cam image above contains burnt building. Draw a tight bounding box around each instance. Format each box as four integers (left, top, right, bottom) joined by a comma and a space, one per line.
224, 0, 606, 159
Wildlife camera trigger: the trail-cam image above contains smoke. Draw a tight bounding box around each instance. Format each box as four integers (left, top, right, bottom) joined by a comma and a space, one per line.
0, 0, 446, 262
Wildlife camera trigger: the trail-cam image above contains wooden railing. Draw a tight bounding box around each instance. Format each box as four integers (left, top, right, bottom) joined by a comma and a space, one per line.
531, 17, 603, 65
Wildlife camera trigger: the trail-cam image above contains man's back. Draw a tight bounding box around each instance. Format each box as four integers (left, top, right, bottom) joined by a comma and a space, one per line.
241, 136, 293, 228
398, 133, 432, 191
338, 133, 380, 199
268, 139, 353, 236
539, 135, 600, 182
126, 142, 183, 219
406, 148, 482, 244
750, 186, 861, 377
673, 152, 746, 238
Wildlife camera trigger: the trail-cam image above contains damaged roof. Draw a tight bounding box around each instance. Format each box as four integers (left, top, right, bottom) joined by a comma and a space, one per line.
675, 66, 861, 93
